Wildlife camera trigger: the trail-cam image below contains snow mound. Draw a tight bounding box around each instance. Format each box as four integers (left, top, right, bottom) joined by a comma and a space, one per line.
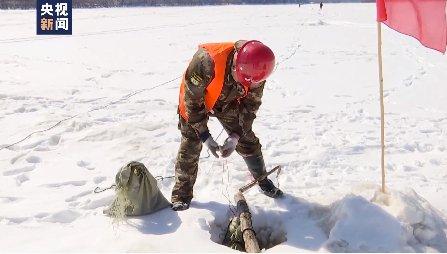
319, 190, 447, 252
320, 195, 410, 252
206, 189, 447, 252
373, 189, 447, 252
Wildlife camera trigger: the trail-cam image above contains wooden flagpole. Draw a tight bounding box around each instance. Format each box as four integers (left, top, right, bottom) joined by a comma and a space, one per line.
377, 21, 386, 193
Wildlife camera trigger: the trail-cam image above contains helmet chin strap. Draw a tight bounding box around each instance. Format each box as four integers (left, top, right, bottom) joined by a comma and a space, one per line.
241, 82, 250, 96
249, 81, 263, 89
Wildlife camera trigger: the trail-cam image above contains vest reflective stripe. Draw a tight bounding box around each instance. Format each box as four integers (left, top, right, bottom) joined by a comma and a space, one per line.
179, 42, 235, 121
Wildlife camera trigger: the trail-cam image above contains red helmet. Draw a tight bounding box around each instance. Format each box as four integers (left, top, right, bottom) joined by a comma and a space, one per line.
233, 40, 275, 86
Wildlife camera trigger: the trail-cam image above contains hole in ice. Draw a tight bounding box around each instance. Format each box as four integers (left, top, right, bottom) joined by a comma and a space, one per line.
209, 209, 287, 252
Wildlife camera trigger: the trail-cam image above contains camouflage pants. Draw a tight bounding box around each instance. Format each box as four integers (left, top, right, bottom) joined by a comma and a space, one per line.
171, 110, 262, 203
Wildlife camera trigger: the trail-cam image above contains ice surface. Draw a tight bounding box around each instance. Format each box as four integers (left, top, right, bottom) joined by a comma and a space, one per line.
1, 3, 446, 252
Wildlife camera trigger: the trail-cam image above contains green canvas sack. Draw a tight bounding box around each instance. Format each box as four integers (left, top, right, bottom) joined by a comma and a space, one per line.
104, 161, 171, 217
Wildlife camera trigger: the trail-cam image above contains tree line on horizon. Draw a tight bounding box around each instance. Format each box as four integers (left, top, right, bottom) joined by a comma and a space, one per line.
1, 0, 373, 9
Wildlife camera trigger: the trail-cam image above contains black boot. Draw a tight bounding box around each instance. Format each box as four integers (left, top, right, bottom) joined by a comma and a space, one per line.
258, 178, 283, 198
243, 155, 283, 198
171, 201, 190, 211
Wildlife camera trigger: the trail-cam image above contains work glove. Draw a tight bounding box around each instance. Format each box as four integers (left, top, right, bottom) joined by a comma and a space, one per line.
219, 133, 240, 158
203, 135, 220, 158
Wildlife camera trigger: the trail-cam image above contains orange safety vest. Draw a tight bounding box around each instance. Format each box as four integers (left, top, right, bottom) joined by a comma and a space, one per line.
178, 42, 236, 121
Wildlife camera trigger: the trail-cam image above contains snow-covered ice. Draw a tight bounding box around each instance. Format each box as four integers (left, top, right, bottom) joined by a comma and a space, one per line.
1, 3, 447, 252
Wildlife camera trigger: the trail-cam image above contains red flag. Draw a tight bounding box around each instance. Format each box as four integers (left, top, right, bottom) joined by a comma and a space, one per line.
376, 0, 447, 53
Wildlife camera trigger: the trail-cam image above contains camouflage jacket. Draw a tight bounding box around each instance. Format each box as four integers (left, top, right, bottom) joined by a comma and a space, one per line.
181, 41, 265, 138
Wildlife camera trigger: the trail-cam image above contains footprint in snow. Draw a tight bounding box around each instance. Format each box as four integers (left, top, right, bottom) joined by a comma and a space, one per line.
68, 201, 80, 208
93, 176, 107, 184
48, 135, 61, 146
70, 89, 80, 95
65, 190, 91, 202
430, 159, 441, 166
1, 217, 29, 224
43, 181, 87, 188
77, 160, 95, 170
9, 152, 29, 165
270, 150, 296, 157
402, 165, 418, 172
81, 196, 114, 210
3, 165, 35, 176
26, 156, 41, 164
292, 109, 312, 114
101, 69, 130, 79
13, 106, 26, 113
101, 72, 113, 78
85, 77, 98, 83
34, 212, 50, 219
44, 210, 81, 223
0, 196, 22, 203
135, 99, 152, 104
26, 135, 61, 152
94, 117, 115, 123
15, 174, 30, 186
154, 131, 167, 137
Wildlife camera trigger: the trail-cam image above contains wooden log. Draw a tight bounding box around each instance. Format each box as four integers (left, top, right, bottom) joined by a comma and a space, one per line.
234, 191, 260, 253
